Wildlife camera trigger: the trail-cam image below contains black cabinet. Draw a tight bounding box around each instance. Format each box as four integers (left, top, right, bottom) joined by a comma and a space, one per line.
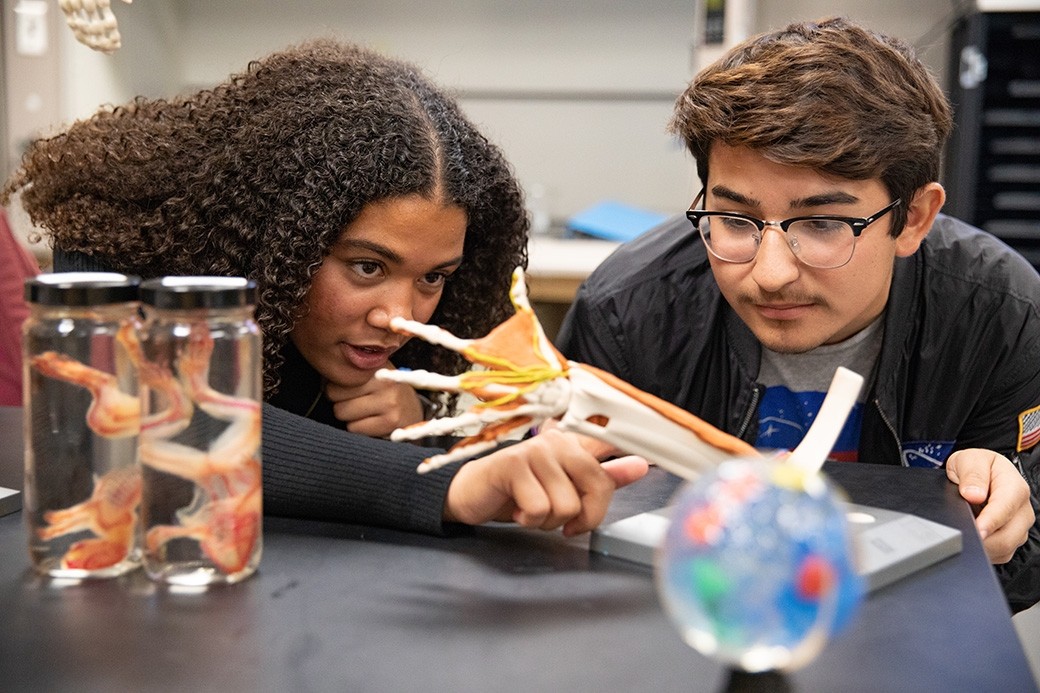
945, 11, 1040, 268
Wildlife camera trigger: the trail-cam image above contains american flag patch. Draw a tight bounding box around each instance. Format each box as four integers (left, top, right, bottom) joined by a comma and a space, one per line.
1017, 405, 1040, 452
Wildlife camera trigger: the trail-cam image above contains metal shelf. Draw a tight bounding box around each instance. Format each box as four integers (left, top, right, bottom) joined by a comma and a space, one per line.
945, 11, 1040, 263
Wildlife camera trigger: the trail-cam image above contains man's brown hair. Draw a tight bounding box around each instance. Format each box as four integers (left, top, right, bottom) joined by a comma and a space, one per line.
670, 16, 952, 236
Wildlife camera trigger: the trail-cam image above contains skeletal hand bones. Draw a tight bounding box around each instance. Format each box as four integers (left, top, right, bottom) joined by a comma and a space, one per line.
58, 0, 132, 53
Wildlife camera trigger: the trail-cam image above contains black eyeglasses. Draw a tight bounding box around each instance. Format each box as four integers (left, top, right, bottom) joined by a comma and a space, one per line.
686, 190, 901, 269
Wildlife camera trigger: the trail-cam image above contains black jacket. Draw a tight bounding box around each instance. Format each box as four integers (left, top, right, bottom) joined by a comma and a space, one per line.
558, 213, 1040, 612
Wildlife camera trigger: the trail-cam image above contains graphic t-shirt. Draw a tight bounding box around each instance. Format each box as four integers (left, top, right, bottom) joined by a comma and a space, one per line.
755, 316, 884, 461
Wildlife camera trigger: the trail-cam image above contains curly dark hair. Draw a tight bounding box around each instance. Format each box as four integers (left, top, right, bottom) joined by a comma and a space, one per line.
670, 16, 952, 237
3, 39, 529, 397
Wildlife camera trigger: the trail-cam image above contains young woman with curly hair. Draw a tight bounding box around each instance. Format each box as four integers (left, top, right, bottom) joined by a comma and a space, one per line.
3, 39, 647, 536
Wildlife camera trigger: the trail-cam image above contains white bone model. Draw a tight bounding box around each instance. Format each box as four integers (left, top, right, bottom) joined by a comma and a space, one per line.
58, 0, 131, 53
379, 268, 862, 479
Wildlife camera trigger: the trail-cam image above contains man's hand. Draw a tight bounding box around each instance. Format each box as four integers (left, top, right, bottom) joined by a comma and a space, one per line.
946, 448, 1035, 564
443, 428, 649, 536
326, 367, 426, 438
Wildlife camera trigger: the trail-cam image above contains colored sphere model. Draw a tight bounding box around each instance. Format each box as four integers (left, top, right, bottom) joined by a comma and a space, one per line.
656, 456, 864, 672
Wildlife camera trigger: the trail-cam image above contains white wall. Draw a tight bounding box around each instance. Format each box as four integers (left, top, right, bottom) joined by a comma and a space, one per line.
58, 0, 181, 119
23, 0, 960, 228
756, 2, 954, 82
136, 0, 699, 223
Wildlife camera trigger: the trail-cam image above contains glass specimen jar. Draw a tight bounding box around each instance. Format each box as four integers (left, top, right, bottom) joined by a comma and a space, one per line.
23, 272, 142, 578
137, 276, 262, 586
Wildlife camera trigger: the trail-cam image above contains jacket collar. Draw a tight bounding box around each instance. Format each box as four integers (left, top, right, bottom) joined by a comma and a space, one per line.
873, 242, 924, 425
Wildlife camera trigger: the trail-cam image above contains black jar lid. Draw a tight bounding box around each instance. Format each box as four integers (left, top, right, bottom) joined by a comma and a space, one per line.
25, 272, 141, 306
140, 276, 257, 310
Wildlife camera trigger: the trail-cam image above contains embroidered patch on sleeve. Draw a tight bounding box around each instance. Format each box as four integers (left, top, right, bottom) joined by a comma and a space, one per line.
1017, 404, 1040, 452
901, 441, 954, 468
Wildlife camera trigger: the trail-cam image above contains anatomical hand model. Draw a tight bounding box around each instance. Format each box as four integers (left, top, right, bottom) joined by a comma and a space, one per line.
380, 267, 863, 480
380, 268, 756, 478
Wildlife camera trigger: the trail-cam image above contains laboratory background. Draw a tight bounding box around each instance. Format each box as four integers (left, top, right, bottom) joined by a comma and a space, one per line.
2, 0, 1038, 678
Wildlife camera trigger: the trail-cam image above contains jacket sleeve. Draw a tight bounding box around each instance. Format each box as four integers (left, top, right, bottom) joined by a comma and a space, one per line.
556, 282, 631, 379
981, 310, 1040, 607
966, 304, 1040, 613
995, 430, 1040, 614
993, 469, 1040, 614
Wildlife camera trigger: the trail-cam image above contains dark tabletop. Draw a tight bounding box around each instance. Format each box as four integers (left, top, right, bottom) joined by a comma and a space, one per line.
0, 405, 1035, 692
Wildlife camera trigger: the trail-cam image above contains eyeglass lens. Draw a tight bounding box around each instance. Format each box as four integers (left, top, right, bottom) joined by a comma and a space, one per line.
699, 216, 856, 269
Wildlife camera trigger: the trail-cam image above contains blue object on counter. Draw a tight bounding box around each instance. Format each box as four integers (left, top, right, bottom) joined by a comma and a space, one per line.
565, 201, 668, 242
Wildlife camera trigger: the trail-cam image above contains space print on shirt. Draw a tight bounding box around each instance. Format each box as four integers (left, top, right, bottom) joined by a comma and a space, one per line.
755, 315, 884, 463
757, 387, 864, 461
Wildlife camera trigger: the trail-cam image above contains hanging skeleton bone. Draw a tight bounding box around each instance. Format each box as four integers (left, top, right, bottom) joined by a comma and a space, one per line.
57, 0, 132, 53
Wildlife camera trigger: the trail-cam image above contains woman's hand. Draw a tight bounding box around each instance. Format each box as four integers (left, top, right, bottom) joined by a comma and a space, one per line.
443, 428, 649, 536
325, 366, 427, 438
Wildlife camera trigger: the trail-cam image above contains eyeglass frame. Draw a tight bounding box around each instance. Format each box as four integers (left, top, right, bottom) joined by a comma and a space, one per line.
685, 189, 902, 269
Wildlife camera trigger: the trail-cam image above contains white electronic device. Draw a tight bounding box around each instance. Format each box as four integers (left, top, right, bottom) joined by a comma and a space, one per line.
590, 502, 962, 593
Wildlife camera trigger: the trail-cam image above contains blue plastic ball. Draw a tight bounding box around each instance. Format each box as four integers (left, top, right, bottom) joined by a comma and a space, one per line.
655, 456, 864, 672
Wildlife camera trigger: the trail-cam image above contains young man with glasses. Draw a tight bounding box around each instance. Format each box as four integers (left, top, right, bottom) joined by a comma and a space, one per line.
557, 17, 1040, 612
